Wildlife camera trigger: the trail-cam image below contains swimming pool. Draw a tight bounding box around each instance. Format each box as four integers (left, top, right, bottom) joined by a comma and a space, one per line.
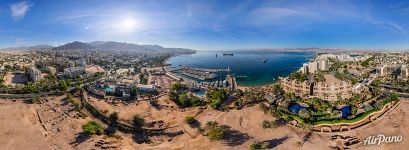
192, 89, 206, 97
104, 87, 114, 93
340, 106, 351, 118
288, 103, 304, 113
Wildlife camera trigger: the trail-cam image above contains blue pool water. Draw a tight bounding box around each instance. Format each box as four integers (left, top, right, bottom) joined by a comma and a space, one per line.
104, 87, 114, 93
193, 90, 206, 97
288, 103, 304, 113
340, 106, 351, 118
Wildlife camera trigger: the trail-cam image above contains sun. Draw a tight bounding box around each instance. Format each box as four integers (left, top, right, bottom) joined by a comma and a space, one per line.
119, 18, 137, 32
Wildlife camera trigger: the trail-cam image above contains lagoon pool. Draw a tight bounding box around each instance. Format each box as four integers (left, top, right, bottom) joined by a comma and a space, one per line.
340, 106, 351, 118
193, 90, 206, 97
104, 87, 114, 93
288, 103, 304, 113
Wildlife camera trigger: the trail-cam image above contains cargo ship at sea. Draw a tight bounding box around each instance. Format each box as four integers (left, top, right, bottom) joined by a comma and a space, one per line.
223, 53, 234, 56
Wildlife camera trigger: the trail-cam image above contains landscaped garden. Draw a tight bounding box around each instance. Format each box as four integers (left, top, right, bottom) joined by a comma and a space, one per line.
263, 85, 400, 128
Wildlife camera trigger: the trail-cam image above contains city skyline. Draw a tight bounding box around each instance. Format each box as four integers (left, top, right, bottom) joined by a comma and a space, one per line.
2, 0, 409, 50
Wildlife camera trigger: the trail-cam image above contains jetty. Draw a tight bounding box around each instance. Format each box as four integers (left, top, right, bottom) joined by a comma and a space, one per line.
179, 66, 229, 72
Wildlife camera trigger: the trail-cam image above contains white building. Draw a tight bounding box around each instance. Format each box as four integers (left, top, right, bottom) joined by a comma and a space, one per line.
79, 59, 86, 67
308, 61, 319, 73
136, 84, 156, 92
300, 59, 328, 74
401, 65, 409, 77
379, 65, 388, 76
64, 67, 85, 77
47, 66, 57, 75
301, 63, 309, 74
319, 59, 329, 71
28, 66, 42, 82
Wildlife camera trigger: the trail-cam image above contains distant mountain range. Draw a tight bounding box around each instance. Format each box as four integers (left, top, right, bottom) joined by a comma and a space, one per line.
53, 41, 196, 53
52, 41, 95, 50
1, 41, 196, 53
0, 45, 53, 51
87, 41, 195, 53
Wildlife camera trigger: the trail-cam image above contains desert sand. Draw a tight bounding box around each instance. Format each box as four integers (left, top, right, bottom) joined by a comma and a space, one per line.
1, 97, 409, 149
0, 101, 50, 150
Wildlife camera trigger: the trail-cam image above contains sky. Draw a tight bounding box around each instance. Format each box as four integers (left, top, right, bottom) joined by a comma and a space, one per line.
1, 0, 409, 50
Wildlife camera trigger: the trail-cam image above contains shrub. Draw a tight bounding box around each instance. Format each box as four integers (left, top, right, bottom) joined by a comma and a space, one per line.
207, 126, 225, 141
206, 121, 218, 128
31, 96, 41, 104
262, 120, 271, 129
184, 116, 196, 124
82, 121, 103, 135
59, 80, 68, 92
197, 127, 205, 134
259, 103, 269, 113
106, 112, 119, 135
133, 114, 145, 128
175, 93, 203, 108
298, 108, 311, 119
249, 141, 267, 150
109, 112, 119, 123
210, 101, 221, 109
171, 83, 187, 92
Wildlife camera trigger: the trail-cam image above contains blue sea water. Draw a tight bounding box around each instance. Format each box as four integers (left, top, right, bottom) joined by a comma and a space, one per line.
167, 51, 314, 86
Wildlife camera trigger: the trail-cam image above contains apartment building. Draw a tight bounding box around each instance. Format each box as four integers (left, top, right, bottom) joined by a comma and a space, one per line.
28, 66, 42, 82
64, 67, 85, 77
300, 59, 329, 74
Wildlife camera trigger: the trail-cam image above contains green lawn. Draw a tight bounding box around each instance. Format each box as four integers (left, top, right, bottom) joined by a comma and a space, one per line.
277, 110, 305, 124
277, 108, 380, 125
312, 109, 378, 125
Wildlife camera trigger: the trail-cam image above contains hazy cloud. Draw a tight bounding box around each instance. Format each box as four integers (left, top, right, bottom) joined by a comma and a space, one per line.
10, 1, 32, 21
366, 17, 405, 33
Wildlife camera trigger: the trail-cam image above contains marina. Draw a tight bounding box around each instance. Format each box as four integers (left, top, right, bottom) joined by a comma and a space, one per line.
167, 51, 314, 86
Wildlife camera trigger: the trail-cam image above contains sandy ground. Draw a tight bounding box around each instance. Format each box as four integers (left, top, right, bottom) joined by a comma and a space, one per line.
1, 96, 409, 149
86, 65, 105, 74
123, 100, 409, 149
351, 100, 409, 150
88, 94, 200, 127
0, 101, 50, 150
0, 98, 132, 150
0, 98, 350, 150
126, 105, 332, 150
4, 73, 28, 86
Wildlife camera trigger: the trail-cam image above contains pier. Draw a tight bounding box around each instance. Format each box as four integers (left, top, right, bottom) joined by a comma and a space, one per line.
235, 75, 247, 78
179, 66, 230, 72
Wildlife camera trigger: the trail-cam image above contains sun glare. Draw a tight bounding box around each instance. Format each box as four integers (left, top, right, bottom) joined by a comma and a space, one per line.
119, 18, 137, 33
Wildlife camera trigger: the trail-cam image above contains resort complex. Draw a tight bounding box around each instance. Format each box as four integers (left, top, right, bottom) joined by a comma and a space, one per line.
280, 74, 353, 101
